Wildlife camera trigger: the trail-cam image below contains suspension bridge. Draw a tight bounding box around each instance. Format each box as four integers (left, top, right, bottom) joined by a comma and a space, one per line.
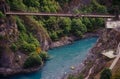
0, 0, 118, 19
5, 12, 116, 18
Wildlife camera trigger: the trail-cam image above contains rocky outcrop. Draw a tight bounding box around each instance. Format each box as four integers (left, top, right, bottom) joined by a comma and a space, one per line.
51, 28, 101, 49
66, 28, 120, 79
0, 17, 44, 76
0, 16, 25, 73
0, 65, 43, 76
50, 36, 77, 48
87, 28, 120, 78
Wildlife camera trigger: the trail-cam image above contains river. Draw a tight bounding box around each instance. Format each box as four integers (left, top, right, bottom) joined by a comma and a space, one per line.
3, 37, 98, 79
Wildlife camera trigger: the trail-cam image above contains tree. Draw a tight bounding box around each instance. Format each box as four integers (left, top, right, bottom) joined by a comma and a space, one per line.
23, 0, 40, 8
20, 41, 36, 53
40, 0, 60, 12
100, 68, 112, 79
91, 0, 107, 13
95, 18, 104, 27
45, 17, 58, 31
71, 19, 87, 37
16, 17, 26, 32
39, 51, 48, 61
56, 0, 72, 6
49, 31, 58, 41
59, 17, 71, 35
7, 0, 26, 11
0, 11, 5, 18
23, 53, 42, 68
82, 18, 93, 31
10, 43, 18, 52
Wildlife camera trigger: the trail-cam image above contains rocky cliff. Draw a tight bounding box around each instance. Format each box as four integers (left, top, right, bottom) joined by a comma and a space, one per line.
0, 0, 52, 75
69, 28, 120, 79
0, 0, 109, 77
19, 16, 52, 51
0, 15, 50, 76
0, 16, 23, 75
85, 28, 120, 79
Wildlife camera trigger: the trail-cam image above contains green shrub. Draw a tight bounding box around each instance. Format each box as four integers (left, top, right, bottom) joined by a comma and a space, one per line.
19, 32, 28, 42
27, 7, 39, 12
40, 0, 60, 12
78, 75, 84, 79
39, 51, 48, 61
95, 18, 104, 27
27, 33, 40, 47
68, 75, 77, 79
20, 42, 36, 53
71, 19, 87, 37
0, 11, 5, 18
50, 32, 58, 41
16, 17, 26, 32
68, 74, 83, 79
90, 0, 107, 13
7, 0, 26, 11
10, 43, 18, 52
82, 18, 93, 32
100, 68, 112, 79
59, 17, 71, 35
23, 0, 40, 8
23, 53, 42, 68
75, 31, 83, 37
19, 32, 40, 47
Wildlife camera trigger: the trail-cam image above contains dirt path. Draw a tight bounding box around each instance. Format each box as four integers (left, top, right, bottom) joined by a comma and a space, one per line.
85, 66, 94, 79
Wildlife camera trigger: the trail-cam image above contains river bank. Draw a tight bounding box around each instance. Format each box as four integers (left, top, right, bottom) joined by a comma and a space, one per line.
50, 28, 102, 48
64, 28, 120, 79
7, 36, 98, 79
0, 66, 42, 76
0, 28, 102, 77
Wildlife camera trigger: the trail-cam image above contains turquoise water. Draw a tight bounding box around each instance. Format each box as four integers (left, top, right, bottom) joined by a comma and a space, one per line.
6, 37, 97, 79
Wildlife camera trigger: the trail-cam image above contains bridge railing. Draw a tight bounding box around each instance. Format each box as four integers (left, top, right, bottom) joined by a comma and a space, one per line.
4, 11, 116, 18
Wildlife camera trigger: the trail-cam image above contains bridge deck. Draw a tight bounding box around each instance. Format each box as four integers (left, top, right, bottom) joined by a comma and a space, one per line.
5, 12, 115, 18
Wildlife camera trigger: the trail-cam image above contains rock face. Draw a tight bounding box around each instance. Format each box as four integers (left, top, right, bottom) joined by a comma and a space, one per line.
20, 16, 52, 51
51, 29, 101, 49
50, 36, 76, 48
81, 28, 120, 79
0, 16, 47, 76
0, 17, 26, 75
66, 28, 120, 79
0, 1, 51, 75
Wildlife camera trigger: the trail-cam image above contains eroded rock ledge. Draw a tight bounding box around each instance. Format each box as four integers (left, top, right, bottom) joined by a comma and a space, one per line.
50, 29, 101, 49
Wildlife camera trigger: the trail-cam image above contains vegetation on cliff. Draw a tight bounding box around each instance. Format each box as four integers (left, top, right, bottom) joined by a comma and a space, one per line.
6, 0, 106, 41
0, 0, 115, 76
67, 0, 120, 79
